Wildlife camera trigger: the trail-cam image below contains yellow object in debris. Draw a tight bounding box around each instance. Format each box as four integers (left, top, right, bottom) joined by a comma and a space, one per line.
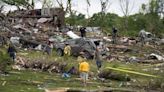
43, 26, 49, 32
106, 67, 160, 78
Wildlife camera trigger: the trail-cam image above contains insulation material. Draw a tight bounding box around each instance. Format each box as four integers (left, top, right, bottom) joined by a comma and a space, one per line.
66, 31, 80, 39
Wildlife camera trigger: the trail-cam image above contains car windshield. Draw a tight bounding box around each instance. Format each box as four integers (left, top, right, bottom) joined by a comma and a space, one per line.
83, 42, 93, 50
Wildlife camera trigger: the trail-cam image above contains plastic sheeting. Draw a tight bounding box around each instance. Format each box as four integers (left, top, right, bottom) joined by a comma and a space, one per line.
10, 37, 20, 44
38, 18, 47, 23
66, 31, 80, 39
149, 53, 164, 61
13, 24, 23, 29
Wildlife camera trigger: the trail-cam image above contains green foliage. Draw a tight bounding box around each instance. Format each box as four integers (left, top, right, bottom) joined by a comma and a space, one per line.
88, 12, 120, 28
64, 0, 164, 36
1, 0, 163, 36
65, 13, 86, 26
42, 0, 53, 8
1, 0, 28, 6
148, 78, 164, 90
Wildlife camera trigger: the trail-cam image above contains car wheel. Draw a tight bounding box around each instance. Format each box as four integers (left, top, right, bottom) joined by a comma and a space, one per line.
83, 51, 91, 59
57, 49, 64, 56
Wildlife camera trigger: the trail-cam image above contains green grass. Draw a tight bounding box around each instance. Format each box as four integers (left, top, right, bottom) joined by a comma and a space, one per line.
0, 70, 45, 92
0, 70, 109, 92
0, 47, 164, 92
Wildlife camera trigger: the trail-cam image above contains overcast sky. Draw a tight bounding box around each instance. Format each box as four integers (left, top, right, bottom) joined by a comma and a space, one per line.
4, 0, 150, 16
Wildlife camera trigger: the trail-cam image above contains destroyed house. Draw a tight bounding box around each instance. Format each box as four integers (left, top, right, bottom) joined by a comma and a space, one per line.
7, 8, 65, 29
3, 8, 65, 49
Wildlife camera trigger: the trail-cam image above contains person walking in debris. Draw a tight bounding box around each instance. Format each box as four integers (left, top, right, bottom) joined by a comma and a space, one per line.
80, 27, 86, 38
7, 44, 17, 62
112, 27, 118, 44
94, 47, 102, 72
44, 41, 53, 55
44, 44, 52, 55
138, 29, 146, 46
77, 52, 85, 62
79, 57, 90, 86
64, 43, 71, 59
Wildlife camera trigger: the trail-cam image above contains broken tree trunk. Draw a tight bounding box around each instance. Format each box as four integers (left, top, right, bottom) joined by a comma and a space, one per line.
98, 69, 131, 81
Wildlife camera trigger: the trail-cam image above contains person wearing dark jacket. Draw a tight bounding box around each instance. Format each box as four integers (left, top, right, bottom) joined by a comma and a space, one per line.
112, 27, 118, 44
7, 44, 17, 62
80, 27, 86, 37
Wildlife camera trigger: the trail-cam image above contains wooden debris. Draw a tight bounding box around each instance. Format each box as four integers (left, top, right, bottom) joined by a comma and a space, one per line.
45, 88, 69, 92
2, 81, 6, 86
45, 88, 138, 92
98, 69, 130, 81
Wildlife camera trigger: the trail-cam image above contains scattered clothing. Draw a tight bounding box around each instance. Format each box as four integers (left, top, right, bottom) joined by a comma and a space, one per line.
62, 73, 70, 79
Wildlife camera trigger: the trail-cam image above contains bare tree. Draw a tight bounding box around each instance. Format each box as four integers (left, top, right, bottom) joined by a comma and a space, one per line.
140, 3, 147, 15
99, 0, 111, 32
85, 0, 90, 19
42, 0, 54, 8
55, 0, 72, 14
100, 0, 111, 14
119, 0, 134, 32
158, 0, 164, 18
119, 0, 134, 17
84, 0, 91, 27
0, 5, 4, 13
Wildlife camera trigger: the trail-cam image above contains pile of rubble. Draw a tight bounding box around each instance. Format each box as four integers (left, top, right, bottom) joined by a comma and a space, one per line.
13, 56, 75, 74
0, 8, 164, 65
0, 8, 66, 49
